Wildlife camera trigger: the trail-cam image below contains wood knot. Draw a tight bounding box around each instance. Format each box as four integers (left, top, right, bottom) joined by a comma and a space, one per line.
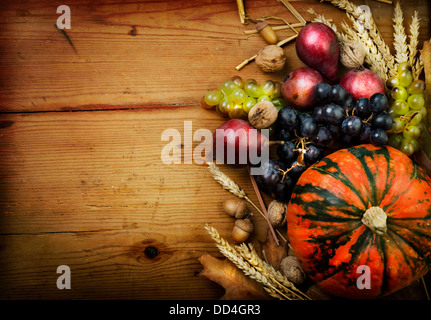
144, 246, 159, 259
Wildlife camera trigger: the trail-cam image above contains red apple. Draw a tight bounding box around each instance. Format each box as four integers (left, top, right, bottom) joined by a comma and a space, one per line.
296, 22, 340, 82
339, 68, 385, 100
281, 67, 324, 110
212, 119, 269, 167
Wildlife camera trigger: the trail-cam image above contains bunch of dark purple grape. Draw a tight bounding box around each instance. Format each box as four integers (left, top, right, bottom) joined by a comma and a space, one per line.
255, 83, 393, 203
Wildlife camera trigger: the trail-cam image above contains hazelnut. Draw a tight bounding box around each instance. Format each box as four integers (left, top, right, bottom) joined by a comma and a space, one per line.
256, 20, 278, 45
267, 200, 287, 227
279, 256, 306, 285
222, 199, 248, 219
232, 218, 253, 243
248, 101, 278, 129
255, 45, 286, 72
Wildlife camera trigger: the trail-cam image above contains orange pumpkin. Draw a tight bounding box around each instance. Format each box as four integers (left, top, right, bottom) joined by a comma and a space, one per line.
287, 144, 431, 298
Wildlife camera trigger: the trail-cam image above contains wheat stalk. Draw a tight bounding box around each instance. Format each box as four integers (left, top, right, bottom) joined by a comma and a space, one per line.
323, 0, 396, 76
345, 14, 388, 81
393, 1, 409, 65
205, 224, 310, 300
409, 11, 421, 79
236, 243, 311, 300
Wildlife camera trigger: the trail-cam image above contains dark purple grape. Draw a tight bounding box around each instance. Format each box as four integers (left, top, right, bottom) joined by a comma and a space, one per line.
304, 144, 323, 165
322, 103, 345, 125
277, 128, 291, 141
370, 128, 388, 146
340, 134, 357, 147
312, 125, 333, 146
288, 160, 306, 180
312, 105, 326, 123
258, 159, 280, 189
327, 124, 341, 141
342, 93, 354, 114
277, 141, 296, 163
354, 98, 370, 119
329, 84, 347, 105
369, 93, 388, 114
341, 115, 362, 136
314, 83, 331, 102
278, 107, 298, 131
271, 177, 294, 202
359, 124, 371, 144
371, 112, 394, 131
298, 113, 317, 138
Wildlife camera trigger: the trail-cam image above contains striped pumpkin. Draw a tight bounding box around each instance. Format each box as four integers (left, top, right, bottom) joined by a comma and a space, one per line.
287, 144, 431, 299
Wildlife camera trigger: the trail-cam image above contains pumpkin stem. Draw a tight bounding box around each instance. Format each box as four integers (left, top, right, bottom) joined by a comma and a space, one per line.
362, 206, 387, 235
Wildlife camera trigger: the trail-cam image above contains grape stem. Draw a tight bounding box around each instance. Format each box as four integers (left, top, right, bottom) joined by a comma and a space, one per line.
278, 137, 308, 182
387, 111, 419, 134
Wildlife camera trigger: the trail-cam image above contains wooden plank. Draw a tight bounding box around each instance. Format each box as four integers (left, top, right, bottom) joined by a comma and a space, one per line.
0, 107, 272, 299
0, 0, 428, 112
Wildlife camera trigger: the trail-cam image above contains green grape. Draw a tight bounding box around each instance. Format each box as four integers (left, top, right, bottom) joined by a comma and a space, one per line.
272, 97, 288, 110
231, 75, 244, 89
410, 139, 420, 152
230, 88, 247, 104
391, 100, 409, 115
397, 62, 412, 73
387, 133, 403, 149
244, 81, 261, 98
260, 80, 275, 96
257, 95, 271, 103
386, 76, 399, 89
402, 124, 420, 140
417, 106, 427, 118
391, 117, 406, 132
243, 78, 257, 86
407, 79, 426, 95
387, 107, 398, 118
398, 69, 413, 87
219, 80, 238, 95
391, 86, 408, 101
204, 90, 224, 106
228, 103, 246, 119
218, 96, 233, 114
404, 110, 423, 126
269, 81, 282, 99
399, 138, 415, 156
242, 97, 256, 113
407, 94, 425, 110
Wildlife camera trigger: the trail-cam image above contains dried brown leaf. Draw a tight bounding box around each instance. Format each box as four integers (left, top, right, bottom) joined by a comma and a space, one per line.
260, 228, 288, 270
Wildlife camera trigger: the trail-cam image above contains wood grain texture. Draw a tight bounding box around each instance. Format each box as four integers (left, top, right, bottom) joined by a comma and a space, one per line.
0, 0, 430, 299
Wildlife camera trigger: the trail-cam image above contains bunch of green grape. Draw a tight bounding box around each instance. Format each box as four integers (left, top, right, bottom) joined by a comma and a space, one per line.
200, 76, 288, 119
387, 62, 427, 156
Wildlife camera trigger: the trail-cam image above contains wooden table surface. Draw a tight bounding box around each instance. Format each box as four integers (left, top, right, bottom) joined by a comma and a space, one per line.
0, 0, 430, 300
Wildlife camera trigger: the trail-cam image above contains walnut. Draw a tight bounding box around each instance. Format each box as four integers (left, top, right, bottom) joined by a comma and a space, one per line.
255, 45, 286, 72
248, 101, 278, 129
339, 40, 366, 69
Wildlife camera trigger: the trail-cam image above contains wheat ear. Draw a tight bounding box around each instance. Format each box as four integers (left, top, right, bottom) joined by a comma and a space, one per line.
205, 224, 310, 300
345, 14, 388, 81
393, 1, 409, 65
409, 11, 421, 79
324, 0, 396, 76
